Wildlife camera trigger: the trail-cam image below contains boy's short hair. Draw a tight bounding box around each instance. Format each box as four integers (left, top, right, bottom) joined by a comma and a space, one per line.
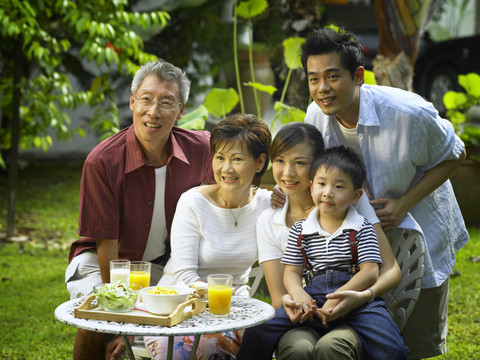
310, 146, 366, 189
301, 27, 364, 81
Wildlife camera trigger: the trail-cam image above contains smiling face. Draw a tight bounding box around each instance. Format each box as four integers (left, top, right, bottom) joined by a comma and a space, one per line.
212, 141, 265, 195
310, 165, 362, 220
129, 75, 185, 151
272, 141, 314, 198
307, 52, 363, 127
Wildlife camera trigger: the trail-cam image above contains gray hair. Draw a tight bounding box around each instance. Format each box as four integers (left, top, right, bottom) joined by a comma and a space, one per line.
130, 60, 191, 103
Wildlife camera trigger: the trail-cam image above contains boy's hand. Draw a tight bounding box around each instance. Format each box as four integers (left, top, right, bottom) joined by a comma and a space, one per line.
282, 293, 315, 323
281, 294, 303, 323
270, 185, 286, 209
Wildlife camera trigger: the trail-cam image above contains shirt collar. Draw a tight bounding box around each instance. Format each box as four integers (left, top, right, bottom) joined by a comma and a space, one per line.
125, 125, 148, 174
168, 127, 190, 166
301, 204, 364, 237
125, 125, 191, 174
358, 85, 380, 127
272, 195, 290, 226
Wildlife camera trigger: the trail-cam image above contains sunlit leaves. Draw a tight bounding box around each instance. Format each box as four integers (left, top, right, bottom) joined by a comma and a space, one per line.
364, 70, 378, 85
244, 82, 277, 95
444, 72, 480, 148
177, 105, 209, 130
204, 88, 239, 119
1, 0, 170, 165
236, 0, 268, 20
283, 37, 304, 70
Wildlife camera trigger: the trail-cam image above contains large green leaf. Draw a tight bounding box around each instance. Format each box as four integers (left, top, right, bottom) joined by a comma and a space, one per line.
444, 91, 468, 110
282, 37, 305, 70
274, 101, 305, 124
177, 105, 208, 130
203, 88, 239, 118
236, 0, 268, 20
458, 73, 480, 98
244, 82, 277, 95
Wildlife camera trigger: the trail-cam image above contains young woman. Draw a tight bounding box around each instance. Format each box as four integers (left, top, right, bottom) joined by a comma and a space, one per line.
144, 113, 272, 359
253, 122, 402, 360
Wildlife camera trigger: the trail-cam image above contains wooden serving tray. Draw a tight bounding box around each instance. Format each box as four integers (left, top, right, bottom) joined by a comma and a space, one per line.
74, 295, 207, 327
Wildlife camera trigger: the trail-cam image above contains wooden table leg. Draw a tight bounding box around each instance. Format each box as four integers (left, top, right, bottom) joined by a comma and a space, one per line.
167, 336, 174, 360
122, 335, 135, 360
189, 335, 201, 360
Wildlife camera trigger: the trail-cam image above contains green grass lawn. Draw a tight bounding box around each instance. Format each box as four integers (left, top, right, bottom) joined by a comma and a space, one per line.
0, 161, 479, 359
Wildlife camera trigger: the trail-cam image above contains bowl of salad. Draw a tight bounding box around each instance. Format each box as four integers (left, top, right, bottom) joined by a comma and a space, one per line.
93, 281, 140, 312
141, 286, 191, 315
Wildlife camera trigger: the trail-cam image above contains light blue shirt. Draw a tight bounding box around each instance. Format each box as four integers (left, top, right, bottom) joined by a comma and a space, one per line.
305, 84, 469, 288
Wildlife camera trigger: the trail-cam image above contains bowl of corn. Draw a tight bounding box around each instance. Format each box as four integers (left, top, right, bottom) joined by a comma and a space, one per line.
140, 286, 191, 315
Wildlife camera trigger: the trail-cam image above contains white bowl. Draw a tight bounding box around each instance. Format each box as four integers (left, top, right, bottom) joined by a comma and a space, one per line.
141, 286, 191, 315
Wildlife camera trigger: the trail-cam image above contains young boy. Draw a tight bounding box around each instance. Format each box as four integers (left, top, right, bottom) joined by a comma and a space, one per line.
237, 146, 408, 360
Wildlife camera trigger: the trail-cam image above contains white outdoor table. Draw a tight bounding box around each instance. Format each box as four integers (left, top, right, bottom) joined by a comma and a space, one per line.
55, 296, 275, 360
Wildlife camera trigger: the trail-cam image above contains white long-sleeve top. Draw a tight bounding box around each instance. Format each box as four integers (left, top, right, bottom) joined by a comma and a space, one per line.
160, 186, 271, 297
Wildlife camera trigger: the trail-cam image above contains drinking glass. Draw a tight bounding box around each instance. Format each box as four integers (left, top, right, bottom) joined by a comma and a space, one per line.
129, 261, 151, 289
110, 259, 130, 284
207, 274, 233, 317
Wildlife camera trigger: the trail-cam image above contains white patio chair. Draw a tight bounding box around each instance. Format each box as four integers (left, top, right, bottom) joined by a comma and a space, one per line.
131, 264, 265, 359
383, 228, 425, 330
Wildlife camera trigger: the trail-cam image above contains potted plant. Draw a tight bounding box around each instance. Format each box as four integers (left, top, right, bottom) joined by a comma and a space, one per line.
443, 72, 480, 226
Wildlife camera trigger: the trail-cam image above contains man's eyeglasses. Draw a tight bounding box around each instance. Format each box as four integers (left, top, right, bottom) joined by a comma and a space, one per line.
134, 94, 182, 111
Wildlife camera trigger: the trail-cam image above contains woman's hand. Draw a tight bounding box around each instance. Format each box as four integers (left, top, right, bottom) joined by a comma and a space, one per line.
318, 290, 370, 322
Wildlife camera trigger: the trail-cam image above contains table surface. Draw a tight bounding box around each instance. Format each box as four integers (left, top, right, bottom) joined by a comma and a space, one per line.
55, 296, 275, 336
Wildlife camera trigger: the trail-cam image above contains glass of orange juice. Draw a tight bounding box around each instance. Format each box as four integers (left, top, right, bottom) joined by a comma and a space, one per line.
207, 274, 233, 317
130, 261, 151, 289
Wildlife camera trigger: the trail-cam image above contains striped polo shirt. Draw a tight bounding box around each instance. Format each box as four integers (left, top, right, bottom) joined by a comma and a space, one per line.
281, 205, 382, 272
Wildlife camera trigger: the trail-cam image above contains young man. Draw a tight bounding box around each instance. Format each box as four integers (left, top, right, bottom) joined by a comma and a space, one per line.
65, 60, 214, 360
302, 27, 469, 359
238, 146, 408, 360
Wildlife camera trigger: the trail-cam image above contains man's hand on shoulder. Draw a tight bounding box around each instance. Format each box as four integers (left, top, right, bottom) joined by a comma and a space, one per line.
270, 185, 286, 209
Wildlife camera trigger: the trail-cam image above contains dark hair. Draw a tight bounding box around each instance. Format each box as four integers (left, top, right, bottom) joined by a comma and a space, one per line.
271, 122, 324, 161
210, 113, 271, 188
301, 27, 364, 80
310, 146, 366, 189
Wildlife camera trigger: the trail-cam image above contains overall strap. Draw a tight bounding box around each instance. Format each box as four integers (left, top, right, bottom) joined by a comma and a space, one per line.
296, 233, 314, 283
349, 229, 358, 273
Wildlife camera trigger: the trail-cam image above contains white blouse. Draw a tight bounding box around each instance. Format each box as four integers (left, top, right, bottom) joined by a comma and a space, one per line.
160, 187, 271, 297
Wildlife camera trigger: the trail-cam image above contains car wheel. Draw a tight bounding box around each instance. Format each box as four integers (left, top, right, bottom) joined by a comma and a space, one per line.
426, 66, 459, 115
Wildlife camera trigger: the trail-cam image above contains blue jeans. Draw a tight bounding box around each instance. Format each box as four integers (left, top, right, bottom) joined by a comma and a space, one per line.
237, 269, 409, 360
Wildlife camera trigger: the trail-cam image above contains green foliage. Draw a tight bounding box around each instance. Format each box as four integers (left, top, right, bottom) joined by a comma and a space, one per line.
0, 0, 170, 165
182, 0, 306, 130
444, 73, 480, 159
236, 0, 268, 20
204, 88, 240, 119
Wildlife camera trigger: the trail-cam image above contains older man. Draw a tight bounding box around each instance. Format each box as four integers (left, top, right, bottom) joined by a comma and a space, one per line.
65, 60, 213, 360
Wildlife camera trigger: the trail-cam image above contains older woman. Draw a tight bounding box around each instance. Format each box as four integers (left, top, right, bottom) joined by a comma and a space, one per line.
144, 113, 272, 359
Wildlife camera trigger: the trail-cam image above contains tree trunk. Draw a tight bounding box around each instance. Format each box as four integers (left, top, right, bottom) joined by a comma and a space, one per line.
6, 39, 23, 240
373, 0, 442, 90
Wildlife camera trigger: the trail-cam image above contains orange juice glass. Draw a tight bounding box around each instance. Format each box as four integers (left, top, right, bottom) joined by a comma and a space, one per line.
130, 271, 151, 288
130, 261, 151, 289
207, 274, 233, 317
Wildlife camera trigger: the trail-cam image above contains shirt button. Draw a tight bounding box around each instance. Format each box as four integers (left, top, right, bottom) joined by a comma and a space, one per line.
141, 245, 145, 249
145, 223, 149, 227
149, 177, 153, 182
147, 200, 152, 205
